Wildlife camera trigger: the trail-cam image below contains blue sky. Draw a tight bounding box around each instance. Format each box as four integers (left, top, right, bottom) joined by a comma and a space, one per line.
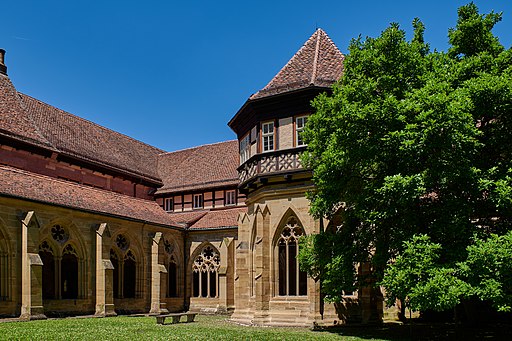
3, 1, 512, 152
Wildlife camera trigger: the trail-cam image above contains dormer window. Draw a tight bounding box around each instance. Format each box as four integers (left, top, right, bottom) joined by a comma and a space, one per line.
296, 116, 308, 146
262, 121, 274, 152
225, 190, 236, 206
240, 133, 250, 164
164, 198, 174, 212
193, 194, 204, 209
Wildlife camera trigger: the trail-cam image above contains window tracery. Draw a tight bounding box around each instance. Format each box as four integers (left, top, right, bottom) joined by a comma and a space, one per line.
115, 234, 129, 251
51, 225, 69, 244
192, 245, 220, 298
277, 216, 307, 296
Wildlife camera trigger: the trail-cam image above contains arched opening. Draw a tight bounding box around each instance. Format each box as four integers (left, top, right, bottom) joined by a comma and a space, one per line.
0, 229, 10, 301
61, 244, 78, 299
39, 241, 56, 299
276, 216, 307, 296
167, 257, 177, 297
192, 245, 220, 298
123, 250, 136, 298
110, 249, 120, 299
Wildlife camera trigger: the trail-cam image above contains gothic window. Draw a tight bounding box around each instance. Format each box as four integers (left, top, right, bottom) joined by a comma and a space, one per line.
277, 217, 307, 296
61, 244, 78, 299
39, 241, 56, 299
168, 256, 178, 297
110, 234, 138, 299
164, 239, 178, 297
192, 245, 220, 298
124, 250, 136, 298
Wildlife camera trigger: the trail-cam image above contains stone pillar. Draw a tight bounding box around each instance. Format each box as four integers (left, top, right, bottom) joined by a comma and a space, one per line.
94, 223, 116, 317
20, 211, 46, 320
253, 205, 270, 324
149, 232, 163, 315
309, 218, 324, 324
231, 212, 251, 322
218, 237, 234, 313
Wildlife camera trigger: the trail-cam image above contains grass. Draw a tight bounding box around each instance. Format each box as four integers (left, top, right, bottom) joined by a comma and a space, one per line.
1, 314, 511, 340
0, 315, 368, 341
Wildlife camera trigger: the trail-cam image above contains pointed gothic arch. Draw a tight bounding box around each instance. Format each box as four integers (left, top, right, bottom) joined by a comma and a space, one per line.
191, 243, 221, 298
162, 237, 181, 297
273, 210, 308, 296
110, 231, 143, 299
38, 221, 87, 300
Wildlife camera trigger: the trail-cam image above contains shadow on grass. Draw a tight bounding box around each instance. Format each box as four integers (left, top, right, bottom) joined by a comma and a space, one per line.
315, 322, 512, 340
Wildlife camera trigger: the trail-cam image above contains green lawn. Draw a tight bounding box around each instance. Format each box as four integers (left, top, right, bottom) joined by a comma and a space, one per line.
0, 315, 372, 341
1, 314, 510, 340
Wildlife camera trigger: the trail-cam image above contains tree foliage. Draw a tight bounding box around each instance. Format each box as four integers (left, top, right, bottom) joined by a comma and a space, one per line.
299, 3, 512, 312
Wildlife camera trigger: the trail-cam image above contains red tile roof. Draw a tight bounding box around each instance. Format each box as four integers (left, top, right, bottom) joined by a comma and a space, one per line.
189, 207, 245, 229
0, 74, 55, 149
250, 29, 344, 100
18, 94, 164, 183
156, 140, 239, 194
0, 165, 180, 227
167, 210, 209, 225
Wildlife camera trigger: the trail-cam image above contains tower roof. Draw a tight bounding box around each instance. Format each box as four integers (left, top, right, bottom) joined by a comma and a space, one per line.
250, 28, 344, 100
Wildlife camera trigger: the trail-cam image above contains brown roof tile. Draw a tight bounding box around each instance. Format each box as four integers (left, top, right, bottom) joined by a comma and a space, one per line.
250, 29, 344, 100
0, 74, 55, 149
0, 165, 180, 227
189, 207, 246, 229
156, 140, 239, 194
167, 210, 209, 225
18, 94, 164, 183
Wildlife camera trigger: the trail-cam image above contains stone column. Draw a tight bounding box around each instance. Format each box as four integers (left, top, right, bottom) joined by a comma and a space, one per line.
94, 223, 116, 317
20, 211, 46, 320
253, 205, 270, 324
309, 218, 324, 325
218, 237, 234, 313
149, 232, 163, 315
231, 212, 251, 322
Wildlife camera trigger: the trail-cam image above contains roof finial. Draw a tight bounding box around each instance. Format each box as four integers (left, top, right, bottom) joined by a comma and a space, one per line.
0, 49, 7, 76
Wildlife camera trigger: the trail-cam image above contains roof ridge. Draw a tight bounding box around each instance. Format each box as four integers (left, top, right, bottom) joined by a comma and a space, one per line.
18, 92, 166, 154
310, 29, 322, 85
158, 139, 237, 156
0, 165, 158, 205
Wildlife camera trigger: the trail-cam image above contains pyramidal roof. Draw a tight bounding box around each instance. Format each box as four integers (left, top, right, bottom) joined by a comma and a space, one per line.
250, 29, 344, 100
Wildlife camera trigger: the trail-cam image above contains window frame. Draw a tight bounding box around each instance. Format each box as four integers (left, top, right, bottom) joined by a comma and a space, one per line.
164, 197, 174, 212
193, 193, 204, 209
295, 115, 308, 147
261, 121, 275, 152
240, 133, 250, 164
225, 190, 236, 206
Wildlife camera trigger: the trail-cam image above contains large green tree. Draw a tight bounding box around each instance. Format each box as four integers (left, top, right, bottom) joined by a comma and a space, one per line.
300, 3, 512, 315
